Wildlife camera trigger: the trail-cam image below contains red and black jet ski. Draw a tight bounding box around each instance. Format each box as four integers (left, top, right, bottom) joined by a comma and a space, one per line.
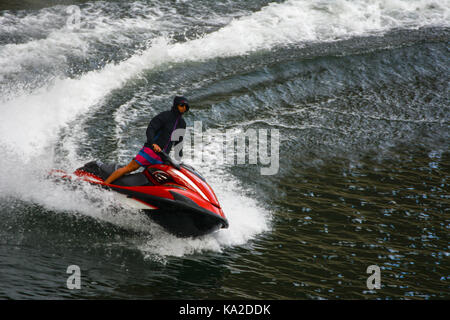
50, 152, 228, 237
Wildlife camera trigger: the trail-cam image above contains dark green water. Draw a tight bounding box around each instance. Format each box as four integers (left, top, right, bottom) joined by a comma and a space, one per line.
0, 0, 449, 299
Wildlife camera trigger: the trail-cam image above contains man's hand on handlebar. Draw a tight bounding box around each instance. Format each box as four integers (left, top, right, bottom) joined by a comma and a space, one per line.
152, 144, 161, 153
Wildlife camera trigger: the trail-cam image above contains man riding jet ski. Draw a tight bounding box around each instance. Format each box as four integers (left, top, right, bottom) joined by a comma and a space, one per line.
50, 96, 228, 237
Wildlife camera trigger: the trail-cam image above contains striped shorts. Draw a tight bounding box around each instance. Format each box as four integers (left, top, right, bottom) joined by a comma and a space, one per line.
134, 146, 163, 167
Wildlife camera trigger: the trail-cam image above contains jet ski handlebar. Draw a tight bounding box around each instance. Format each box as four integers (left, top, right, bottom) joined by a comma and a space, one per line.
159, 151, 181, 170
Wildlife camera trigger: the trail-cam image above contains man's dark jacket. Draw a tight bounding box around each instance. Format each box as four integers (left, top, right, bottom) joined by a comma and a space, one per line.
144, 104, 186, 156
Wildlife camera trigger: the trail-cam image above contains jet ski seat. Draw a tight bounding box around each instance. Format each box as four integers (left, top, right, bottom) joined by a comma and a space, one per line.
78, 161, 153, 187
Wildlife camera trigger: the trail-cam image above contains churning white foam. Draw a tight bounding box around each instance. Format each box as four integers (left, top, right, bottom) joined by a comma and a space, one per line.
2, 0, 448, 156
0, 2, 178, 87
168, 0, 450, 61
2, 0, 448, 154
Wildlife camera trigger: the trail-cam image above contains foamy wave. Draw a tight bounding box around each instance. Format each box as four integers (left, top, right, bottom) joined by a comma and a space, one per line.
169, 0, 449, 61
2, 0, 448, 154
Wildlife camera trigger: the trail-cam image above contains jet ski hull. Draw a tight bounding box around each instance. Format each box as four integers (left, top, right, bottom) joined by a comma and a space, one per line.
108, 184, 228, 237
145, 208, 226, 237
51, 160, 228, 238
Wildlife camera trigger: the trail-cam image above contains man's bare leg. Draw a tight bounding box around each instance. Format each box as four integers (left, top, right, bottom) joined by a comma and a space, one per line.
104, 159, 140, 185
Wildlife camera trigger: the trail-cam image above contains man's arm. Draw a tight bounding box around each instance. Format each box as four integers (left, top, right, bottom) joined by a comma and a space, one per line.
146, 112, 165, 147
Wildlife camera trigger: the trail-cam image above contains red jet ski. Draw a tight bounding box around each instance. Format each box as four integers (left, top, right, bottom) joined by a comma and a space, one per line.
50, 152, 228, 237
